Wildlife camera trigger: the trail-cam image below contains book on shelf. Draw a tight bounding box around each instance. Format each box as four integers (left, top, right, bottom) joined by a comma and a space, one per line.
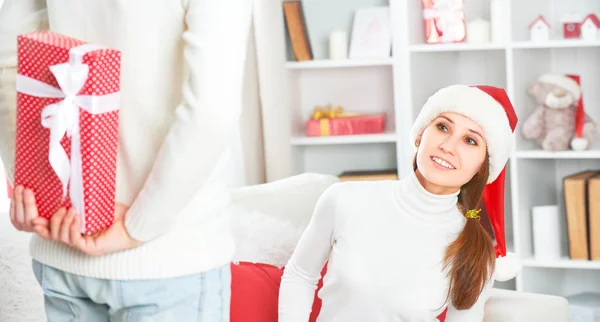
588, 173, 600, 260
282, 1, 313, 61
338, 169, 398, 182
563, 170, 600, 261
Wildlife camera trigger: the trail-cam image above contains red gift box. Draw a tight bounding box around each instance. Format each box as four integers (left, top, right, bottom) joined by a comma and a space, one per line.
305, 106, 386, 137
14, 31, 121, 235
422, 0, 466, 44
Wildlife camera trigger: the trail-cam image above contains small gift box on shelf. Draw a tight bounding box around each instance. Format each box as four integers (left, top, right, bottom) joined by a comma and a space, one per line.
305, 105, 386, 137
422, 0, 466, 44
14, 31, 122, 235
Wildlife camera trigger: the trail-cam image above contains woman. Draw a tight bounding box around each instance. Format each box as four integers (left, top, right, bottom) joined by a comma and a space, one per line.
278, 85, 522, 322
1, 0, 252, 321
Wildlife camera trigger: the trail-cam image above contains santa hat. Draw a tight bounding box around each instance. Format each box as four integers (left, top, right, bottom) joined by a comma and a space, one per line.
537, 73, 581, 100
537, 74, 587, 150
409, 84, 521, 282
566, 75, 587, 150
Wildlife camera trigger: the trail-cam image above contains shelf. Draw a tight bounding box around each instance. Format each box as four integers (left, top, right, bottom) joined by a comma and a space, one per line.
514, 150, 600, 159
522, 257, 600, 270
409, 43, 506, 52
512, 39, 600, 49
409, 40, 600, 52
291, 132, 397, 146
285, 58, 393, 70
281, 0, 600, 300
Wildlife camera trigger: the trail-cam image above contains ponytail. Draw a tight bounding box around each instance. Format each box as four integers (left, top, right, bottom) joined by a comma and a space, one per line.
413, 154, 496, 310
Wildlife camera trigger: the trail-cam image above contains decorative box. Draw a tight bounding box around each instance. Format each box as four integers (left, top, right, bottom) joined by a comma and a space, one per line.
14, 31, 121, 235
422, 0, 466, 44
561, 13, 583, 39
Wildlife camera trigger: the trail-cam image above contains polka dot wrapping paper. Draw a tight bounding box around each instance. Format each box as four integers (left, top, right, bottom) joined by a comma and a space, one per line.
14, 31, 121, 235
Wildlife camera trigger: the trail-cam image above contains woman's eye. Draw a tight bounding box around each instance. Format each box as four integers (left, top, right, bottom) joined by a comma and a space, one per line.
437, 123, 448, 131
466, 137, 478, 146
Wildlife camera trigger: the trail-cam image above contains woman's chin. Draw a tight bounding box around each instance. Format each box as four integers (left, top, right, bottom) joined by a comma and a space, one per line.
421, 166, 450, 184
421, 166, 468, 190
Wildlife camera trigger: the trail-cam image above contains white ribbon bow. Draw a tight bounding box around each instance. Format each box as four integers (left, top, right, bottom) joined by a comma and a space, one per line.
423, 0, 463, 42
16, 44, 120, 227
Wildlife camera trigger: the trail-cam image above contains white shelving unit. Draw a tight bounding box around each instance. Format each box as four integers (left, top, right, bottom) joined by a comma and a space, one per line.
281, 0, 600, 297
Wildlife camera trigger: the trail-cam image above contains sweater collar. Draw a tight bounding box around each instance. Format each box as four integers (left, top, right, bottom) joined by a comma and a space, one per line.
394, 170, 461, 223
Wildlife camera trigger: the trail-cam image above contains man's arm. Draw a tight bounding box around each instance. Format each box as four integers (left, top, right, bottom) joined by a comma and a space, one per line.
0, 0, 47, 183
124, 0, 253, 242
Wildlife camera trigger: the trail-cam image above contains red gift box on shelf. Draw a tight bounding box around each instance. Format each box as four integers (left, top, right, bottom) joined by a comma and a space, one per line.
14, 31, 121, 235
422, 0, 466, 44
305, 105, 386, 137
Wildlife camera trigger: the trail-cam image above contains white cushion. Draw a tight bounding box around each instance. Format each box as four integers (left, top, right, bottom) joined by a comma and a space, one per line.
484, 288, 569, 322
229, 173, 339, 268
230, 172, 339, 225
231, 207, 306, 268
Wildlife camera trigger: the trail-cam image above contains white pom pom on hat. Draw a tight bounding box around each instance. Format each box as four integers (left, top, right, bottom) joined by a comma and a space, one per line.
409, 85, 521, 281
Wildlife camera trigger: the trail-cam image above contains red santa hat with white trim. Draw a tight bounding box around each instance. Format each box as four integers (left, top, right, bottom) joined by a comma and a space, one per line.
536, 73, 587, 150
409, 84, 521, 282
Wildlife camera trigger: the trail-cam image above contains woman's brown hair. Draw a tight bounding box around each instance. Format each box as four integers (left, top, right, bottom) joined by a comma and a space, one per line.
413, 153, 495, 310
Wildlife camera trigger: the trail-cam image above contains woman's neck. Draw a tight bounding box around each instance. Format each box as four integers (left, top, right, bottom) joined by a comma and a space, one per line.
414, 169, 461, 196
394, 170, 461, 223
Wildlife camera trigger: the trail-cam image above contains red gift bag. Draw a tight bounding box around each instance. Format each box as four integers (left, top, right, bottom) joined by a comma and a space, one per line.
422, 0, 466, 44
14, 31, 121, 235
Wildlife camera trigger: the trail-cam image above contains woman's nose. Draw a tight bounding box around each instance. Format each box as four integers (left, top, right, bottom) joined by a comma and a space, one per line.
439, 139, 457, 155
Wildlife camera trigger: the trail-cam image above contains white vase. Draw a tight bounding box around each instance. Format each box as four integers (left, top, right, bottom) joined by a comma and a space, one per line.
466, 18, 491, 43
329, 30, 348, 60
490, 0, 506, 43
532, 205, 563, 260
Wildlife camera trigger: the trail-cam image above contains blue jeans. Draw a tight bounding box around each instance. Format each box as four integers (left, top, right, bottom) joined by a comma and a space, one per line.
32, 260, 231, 322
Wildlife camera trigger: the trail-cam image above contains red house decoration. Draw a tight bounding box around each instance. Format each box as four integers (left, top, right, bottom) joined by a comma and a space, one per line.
581, 14, 600, 41
561, 13, 583, 38
529, 15, 551, 42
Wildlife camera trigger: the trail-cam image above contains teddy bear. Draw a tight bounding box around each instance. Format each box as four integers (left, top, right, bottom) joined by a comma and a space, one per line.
522, 74, 597, 151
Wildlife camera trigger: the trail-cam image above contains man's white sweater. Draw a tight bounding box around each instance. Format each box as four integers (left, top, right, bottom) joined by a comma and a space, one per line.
0, 0, 253, 280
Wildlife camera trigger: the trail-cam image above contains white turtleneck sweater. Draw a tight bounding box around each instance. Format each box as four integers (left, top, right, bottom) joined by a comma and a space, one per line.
279, 171, 495, 322
0, 0, 253, 279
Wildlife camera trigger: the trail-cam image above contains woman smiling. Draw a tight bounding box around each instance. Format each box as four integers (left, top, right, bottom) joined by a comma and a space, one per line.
278, 85, 522, 322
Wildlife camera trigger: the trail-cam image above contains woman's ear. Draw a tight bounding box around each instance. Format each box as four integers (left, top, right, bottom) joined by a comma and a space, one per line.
415, 134, 422, 147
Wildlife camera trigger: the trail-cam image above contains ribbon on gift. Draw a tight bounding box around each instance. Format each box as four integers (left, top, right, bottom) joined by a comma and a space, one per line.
422, 0, 463, 42
15, 44, 120, 230
311, 105, 359, 136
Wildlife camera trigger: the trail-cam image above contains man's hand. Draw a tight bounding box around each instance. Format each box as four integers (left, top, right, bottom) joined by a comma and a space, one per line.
9, 185, 49, 236
36, 203, 144, 257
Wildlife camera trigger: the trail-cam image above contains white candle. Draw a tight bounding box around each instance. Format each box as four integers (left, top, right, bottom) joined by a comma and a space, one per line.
329, 30, 348, 60
466, 18, 491, 43
532, 205, 563, 260
490, 0, 506, 43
